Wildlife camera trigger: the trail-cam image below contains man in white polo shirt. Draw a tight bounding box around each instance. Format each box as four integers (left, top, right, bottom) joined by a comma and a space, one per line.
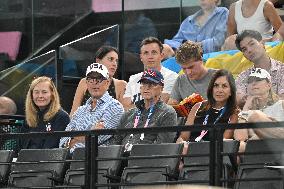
123, 37, 178, 110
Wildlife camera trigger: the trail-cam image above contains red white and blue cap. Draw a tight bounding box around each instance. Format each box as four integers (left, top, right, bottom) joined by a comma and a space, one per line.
138, 69, 164, 86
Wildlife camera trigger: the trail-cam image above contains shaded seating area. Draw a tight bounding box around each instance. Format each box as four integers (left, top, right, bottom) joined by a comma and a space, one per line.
234, 139, 284, 189
121, 143, 184, 185
8, 148, 69, 188
65, 145, 124, 188
181, 140, 239, 187
0, 150, 14, 187
0, 136, 284, 188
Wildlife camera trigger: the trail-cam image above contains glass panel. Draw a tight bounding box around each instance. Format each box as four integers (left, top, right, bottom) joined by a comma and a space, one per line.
59, 24, 119, 78
58, 25, 119, 113
0, 50, 57, 115
32, 0, 91, 51
181, 0, 201, 22
123, 0, 181, 80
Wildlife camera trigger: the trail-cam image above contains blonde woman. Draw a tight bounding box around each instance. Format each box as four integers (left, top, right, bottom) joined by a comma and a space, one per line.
22, 76, 70, 149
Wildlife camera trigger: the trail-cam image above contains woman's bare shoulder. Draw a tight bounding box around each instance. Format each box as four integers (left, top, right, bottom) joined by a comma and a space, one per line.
113, 78, 127, 87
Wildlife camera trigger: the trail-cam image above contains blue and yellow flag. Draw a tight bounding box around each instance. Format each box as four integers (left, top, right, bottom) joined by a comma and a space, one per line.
162, 41, 284, 77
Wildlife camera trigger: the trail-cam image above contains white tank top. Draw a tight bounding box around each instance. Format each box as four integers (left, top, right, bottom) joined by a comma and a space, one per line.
235, 0, 273, 38
262, 100, 284, 121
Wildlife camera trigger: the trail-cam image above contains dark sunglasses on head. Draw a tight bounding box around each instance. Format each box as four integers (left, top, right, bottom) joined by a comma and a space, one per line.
247, 76, 268, 84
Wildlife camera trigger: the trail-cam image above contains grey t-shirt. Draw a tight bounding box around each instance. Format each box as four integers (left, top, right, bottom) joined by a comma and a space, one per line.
170, 69, 217, 102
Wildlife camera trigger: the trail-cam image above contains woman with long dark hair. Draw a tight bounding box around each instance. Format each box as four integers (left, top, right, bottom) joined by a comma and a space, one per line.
177, 69, 238, 142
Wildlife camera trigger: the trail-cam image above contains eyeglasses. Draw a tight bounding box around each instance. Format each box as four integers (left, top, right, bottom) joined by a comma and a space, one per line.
140, 81, 160, 88
86, 76, 106, 84
247, 77, 267, 84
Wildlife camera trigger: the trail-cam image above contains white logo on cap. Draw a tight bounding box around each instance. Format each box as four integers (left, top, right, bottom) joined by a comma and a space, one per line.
89, 63, 103, 70
86, 63, 109, 79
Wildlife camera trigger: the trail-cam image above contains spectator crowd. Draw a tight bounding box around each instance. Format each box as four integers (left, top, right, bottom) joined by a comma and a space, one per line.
1, 0, 284, 163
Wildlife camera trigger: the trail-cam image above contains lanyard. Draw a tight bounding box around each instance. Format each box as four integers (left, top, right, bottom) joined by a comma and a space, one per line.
133, 104, 155, 128
195, 106, 226, 142
132, 104, 155, 140
125, 104, 155, 152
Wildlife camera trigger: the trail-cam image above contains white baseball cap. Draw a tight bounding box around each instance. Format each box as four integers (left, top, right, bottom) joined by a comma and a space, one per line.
249, 68, 271, 82
86, 63, 109, 79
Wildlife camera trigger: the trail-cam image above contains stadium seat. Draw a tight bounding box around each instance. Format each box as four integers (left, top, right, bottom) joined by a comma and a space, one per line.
0, 150, 14, 187
121, 143, 183, 185
234, 139, 284, 189
8, 148, 69, 188
65, 145, 123, 188
181, 140, 239, 187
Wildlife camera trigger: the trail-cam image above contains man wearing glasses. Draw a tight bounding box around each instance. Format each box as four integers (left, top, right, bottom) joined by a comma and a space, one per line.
113, 69, 177, 150
59, 63, 124, 152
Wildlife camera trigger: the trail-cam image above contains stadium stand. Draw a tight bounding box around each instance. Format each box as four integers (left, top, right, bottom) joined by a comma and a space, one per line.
234, 139, 284, 189
1, 0, 284, 188
8, 148, 69, 188
65, 145, 123, 188
0, 150, 14, 187
121, 143, 183, 185
181, 140, 239, 187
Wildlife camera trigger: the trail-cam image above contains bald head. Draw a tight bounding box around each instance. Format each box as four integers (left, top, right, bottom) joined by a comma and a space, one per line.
0, 96, 17, 115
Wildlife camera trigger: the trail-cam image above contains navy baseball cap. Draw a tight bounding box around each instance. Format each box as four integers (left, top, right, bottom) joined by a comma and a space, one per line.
138, 69, 164, 86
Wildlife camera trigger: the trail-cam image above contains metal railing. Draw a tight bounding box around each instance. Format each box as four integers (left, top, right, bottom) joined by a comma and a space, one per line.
1, 121, 284, 188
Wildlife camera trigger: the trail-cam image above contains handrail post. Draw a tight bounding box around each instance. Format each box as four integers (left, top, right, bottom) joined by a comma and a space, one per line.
85, 134, 92, 189
91, 135, 99, 189
215, 127, 223, 186
209, 128, 216, 186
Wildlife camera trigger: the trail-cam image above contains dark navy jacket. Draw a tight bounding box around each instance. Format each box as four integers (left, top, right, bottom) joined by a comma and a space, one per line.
21, 108, 70, 149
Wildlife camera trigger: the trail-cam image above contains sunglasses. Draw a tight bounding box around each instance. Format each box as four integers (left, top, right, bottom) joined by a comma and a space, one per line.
86, 76, 107, 84
140, 80, 160, 88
